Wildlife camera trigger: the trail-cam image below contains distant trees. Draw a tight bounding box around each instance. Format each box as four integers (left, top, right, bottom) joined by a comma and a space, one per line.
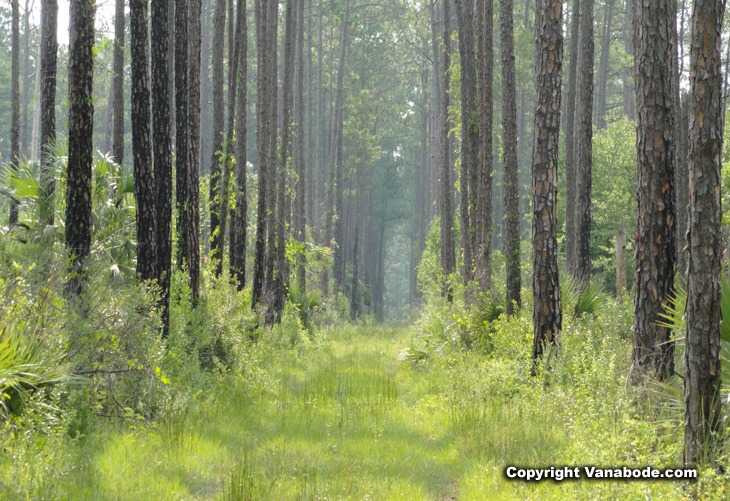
632, 0, 677, 381
684, 0, 724, 464
530, 0, 563, 366
65, 0, 96, 298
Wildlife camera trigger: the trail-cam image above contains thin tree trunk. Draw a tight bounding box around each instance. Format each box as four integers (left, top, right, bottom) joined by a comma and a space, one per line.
112, 0, 125, 166
39, 0, 57, 226
564, 0, 579, 272
616, 222, 626, 297
595, 0, 612, 131
200, 0, 211, 174
455, 0, 477, 285
131, 0, 156, 283
622, 0, 635, 119
152, 0, 174, 336
65, 0, 96, 299
531, 0, 563, 369
475, 0, 493, 291
632, 0, 677, 381
440, 0, 456, 301
209, 0, 226, 273
684, 0, 724, 464
10, 0, 20, 225
314, 0, 324, 243
20, 0, 31, 156
574, 0, 593, 286
230, 0, 248, 290
31, 25, 41, 162
188, 0, 202, 302
175, 0, 189, 270
294, 0, 306, 289
501, 0, 520, 314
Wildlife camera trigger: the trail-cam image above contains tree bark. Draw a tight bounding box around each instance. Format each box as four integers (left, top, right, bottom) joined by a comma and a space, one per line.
131, 0, 156, 283
39, 0, 57, 226
595, 0, 612, 131
209, 0, 226, 274
455, 0, 477, 285
531, 0, 563, 368
20, 0, 31, 156
112, 0, 125, 166
564, 0, 579, 274
201, 0, 212, 174
632, 0, 677, 381
440, 0, 456, 301
65, 0, 96, 299
188, 0, 202, 302
10, 0, 20, 225
574, 0, 593, 286
294, 0, 306, 289
230, 0, 248, 290
474, 0, 493, 291
501, 0, 520, 314
684, 0, 724, 464
152, 0, 174, 336
176, 0, 190, 271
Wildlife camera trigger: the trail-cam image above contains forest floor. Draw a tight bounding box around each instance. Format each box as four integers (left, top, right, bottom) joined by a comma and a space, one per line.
4, 322, 694, 499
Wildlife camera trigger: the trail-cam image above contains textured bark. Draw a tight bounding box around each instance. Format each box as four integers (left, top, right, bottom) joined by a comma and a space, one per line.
574, 0, 593, 286
474, 0, 493, 291
230, 0, 248, 290
294, 0, 306, 290
501, 0, 520, 314
65, 0, 95, 299
112, 0, 125, 166
131, 0, 156, 283
175, 0, 189, 270
39, 0, 57, 226
632, 0, 677, 381
152, 0, 173, 336
616, 222, 626, 297
684, 0, 724, 464
531, 0, 563, 367
209, 0, 226, 273
10, 0, 20, 225
455, 0, 477, 285
563, 0, 579, 273
188, 0, 202, 302
440, 0, 456, 301
673, 12, 687, 281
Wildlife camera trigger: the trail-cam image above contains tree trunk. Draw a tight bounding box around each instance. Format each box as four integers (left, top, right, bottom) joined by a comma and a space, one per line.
455, 0, 477, 285
209, 0, 226, 274
10, 0, 20, 225
65, 0, 95, 299
676, 95, 689, 279
574, 0, 593, 286
594, 0, 612, 131
616, 222, 626, 297
201, 0, 212, 174
131, 0, 156, 283
440, 0, 456, 301
112, 0, 125, 166
564, 0, 579, 272
152, 0, 174, 336
501, 0, 520, 314
332, 0, 350, 295
39, 0, 57, 226
475, 0, 493, 291
188, 0, 202, 302
20, 0, 31, 156
175, 0, 189, 271
230, 0, 248, 290
622, 0, 635, 120
531, 0, 563, 368
684, 0, 724, 464
294, 0, 306, 289
31, 24, 41, 162
632, 0, 677, 381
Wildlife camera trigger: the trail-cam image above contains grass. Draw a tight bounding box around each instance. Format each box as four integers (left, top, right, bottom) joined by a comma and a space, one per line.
0, 321, 715, 499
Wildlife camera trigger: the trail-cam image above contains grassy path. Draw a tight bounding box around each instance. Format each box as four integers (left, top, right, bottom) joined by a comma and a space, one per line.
7, 323, 689, 499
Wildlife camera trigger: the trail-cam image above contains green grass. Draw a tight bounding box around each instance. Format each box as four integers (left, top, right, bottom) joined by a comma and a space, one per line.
0, 322, 712, 499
